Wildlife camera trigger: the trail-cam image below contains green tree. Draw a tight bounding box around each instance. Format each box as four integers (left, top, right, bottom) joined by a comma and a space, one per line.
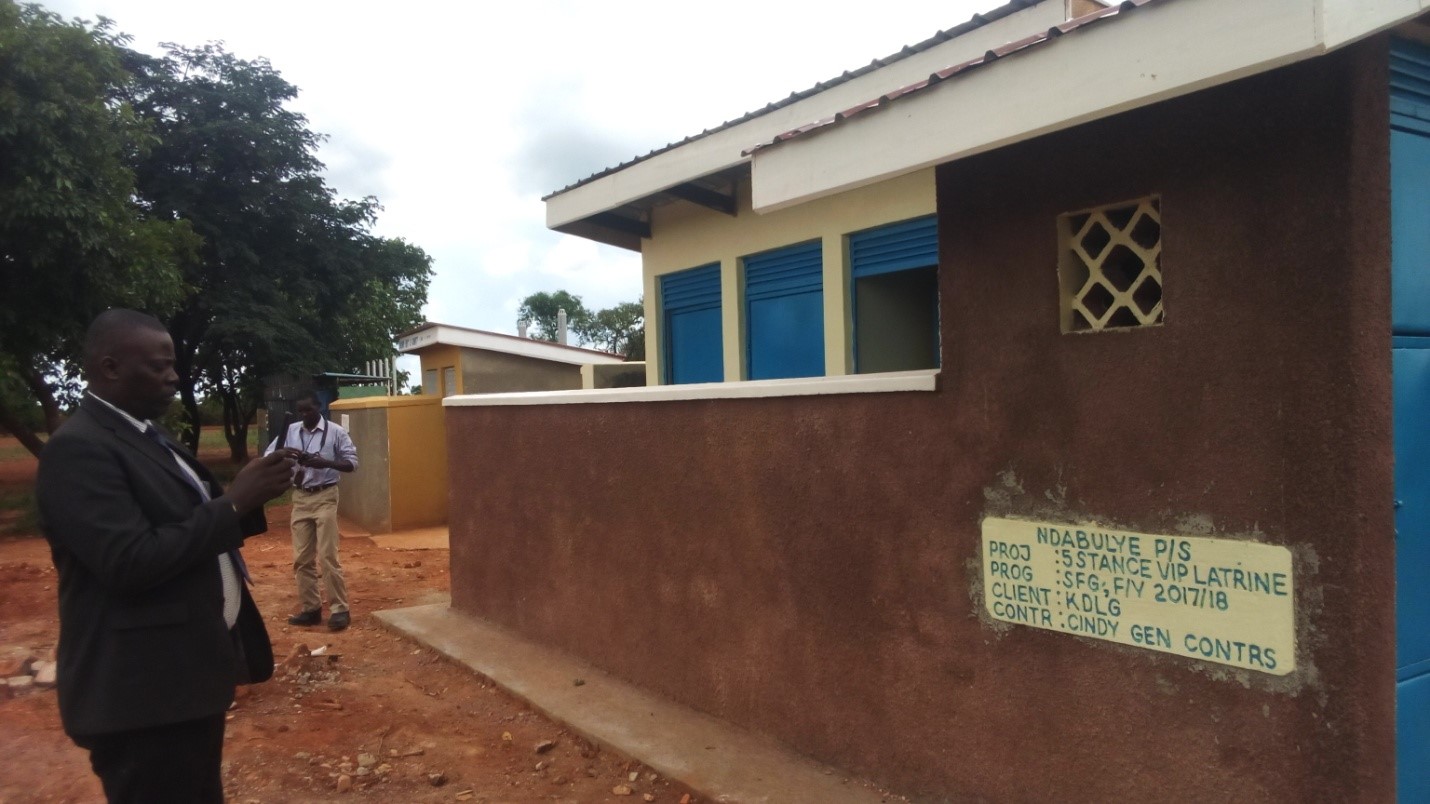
578, 299, 645, 359
124, 42, 431, 460
517, 290, 591, 343
0, 1, 195, 456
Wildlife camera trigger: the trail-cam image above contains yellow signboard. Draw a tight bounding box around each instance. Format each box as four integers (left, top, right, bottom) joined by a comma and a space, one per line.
982, 517, 1295, 675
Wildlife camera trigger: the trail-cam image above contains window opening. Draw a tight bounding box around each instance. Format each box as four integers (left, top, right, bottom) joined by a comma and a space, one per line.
849, 215, 939, 372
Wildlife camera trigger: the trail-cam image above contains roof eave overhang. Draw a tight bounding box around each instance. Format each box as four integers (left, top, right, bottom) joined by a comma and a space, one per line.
748, 0, 1430, 213
542, 0, 1073, 239
397, 324, 625, 366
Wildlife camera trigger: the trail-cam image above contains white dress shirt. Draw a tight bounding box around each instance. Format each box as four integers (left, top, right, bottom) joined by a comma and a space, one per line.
264, 417, 358, 490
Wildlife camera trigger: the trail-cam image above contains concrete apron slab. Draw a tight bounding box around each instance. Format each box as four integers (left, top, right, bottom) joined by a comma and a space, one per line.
374, 603, 892, 804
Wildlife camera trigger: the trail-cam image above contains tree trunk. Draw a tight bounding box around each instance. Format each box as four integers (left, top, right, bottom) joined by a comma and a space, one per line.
0, 397, 47, 458
171, 327, 203, 453
178, 379, 201, 453
221, 389, 250, 464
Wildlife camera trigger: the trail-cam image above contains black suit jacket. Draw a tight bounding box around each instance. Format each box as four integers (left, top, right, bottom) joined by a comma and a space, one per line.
37, 396, 273, 737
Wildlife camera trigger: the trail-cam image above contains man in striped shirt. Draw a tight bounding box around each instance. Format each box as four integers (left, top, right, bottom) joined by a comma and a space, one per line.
265, 393, 358, 631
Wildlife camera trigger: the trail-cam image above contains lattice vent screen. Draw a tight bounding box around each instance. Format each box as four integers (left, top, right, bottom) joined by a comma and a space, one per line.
1058, 197, 1163, 333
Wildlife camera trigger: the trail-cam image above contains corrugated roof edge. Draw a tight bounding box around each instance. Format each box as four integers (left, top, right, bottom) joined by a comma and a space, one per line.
744, 0, 1160, 157
540, 0, 1044, 202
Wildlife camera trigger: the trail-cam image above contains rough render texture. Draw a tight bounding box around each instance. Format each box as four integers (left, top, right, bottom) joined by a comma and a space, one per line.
335, 406, 390, 533
445, 42, 1394, 802
461, 349, 585, 394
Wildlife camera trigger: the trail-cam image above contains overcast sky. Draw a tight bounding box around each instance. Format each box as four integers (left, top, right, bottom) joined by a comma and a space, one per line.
44, 0, 1003, 346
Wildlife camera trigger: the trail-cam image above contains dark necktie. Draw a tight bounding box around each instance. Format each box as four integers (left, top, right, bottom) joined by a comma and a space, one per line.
143, 425, 250, 584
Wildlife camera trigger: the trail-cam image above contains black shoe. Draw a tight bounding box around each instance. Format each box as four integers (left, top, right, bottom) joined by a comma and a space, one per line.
287, 609, 321, 626
327, 611, 350, 631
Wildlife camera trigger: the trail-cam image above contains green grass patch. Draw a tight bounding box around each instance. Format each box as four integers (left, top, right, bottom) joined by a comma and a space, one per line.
0, 436, 43, 461
0, 486, 39, 535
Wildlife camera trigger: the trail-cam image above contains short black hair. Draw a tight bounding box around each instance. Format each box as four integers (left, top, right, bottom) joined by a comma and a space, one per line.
83, 309, 168, 370
295, 391, 321, 407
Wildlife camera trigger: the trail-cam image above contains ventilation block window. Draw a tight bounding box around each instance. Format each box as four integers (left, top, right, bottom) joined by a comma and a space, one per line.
1059, 197, 1163, 333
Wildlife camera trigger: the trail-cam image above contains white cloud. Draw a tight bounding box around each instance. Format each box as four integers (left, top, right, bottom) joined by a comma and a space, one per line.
43, 0, 1002, 338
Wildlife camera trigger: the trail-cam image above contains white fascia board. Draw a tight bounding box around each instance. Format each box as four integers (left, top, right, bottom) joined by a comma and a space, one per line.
443, 369, 938, 407
750, 0, 1348, 212
544, 1, 1068, 230
398, 325, 624, 366
1319, 0, 1430, 49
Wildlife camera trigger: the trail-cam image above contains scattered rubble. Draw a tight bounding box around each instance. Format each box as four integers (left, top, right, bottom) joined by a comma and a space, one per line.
0, 494, 708, 803
1, 646, 53, 694
0, 646, 36, 677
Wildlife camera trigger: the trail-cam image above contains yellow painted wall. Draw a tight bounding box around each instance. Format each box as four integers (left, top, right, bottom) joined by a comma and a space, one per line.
387, 397, 448, 530
329, 395, 447, 532
418, 345, 464, 395
642, 168, 936, 384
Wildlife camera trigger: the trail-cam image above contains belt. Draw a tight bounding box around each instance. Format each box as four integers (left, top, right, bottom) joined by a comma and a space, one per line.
297, 481, 338, 493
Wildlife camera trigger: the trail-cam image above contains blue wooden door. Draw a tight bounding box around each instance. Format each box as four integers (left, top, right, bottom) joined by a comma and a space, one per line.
1393, 38, 1430, 804
662, 264, 723, 384
745, 242, 824, 380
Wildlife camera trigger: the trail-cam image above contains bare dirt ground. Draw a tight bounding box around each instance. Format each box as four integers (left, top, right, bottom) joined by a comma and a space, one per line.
0, 436, 696, 804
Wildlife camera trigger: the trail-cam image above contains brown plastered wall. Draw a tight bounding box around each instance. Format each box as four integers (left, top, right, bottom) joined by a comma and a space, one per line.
460, 348, 584, 393
445, 42, 1393, 802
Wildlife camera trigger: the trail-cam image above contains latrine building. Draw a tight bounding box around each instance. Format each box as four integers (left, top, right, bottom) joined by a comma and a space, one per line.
443, 0, 1430, 799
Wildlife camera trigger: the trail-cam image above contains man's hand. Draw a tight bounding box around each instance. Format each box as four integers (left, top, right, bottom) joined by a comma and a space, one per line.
224, 452, 297, 513
296, 452, 353, 471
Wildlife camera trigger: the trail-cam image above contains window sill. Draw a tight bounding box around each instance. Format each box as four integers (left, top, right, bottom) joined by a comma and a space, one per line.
442, 369, 938, 408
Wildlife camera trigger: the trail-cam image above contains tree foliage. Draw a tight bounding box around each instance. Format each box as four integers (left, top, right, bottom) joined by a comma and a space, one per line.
516, 290, 590, 343
122, 42, 431, 460
0, 12, 432, 460
517, 290, 644, 359
578, 300, 645, 359
0, 1, 196, 454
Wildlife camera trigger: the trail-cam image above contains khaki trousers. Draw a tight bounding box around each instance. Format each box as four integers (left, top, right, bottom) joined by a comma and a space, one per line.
290, 485, 348, 614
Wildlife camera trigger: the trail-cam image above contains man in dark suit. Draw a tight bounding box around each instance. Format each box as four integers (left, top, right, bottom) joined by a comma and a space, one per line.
37, 309, 296, 803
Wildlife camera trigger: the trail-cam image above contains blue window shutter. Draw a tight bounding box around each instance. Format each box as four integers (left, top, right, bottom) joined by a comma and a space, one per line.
849, 215, 938, 279
745, 241, 824, 380
661, 264, 723, 384
1393, 39, 1430, 135
1393, 40, 1430, 335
